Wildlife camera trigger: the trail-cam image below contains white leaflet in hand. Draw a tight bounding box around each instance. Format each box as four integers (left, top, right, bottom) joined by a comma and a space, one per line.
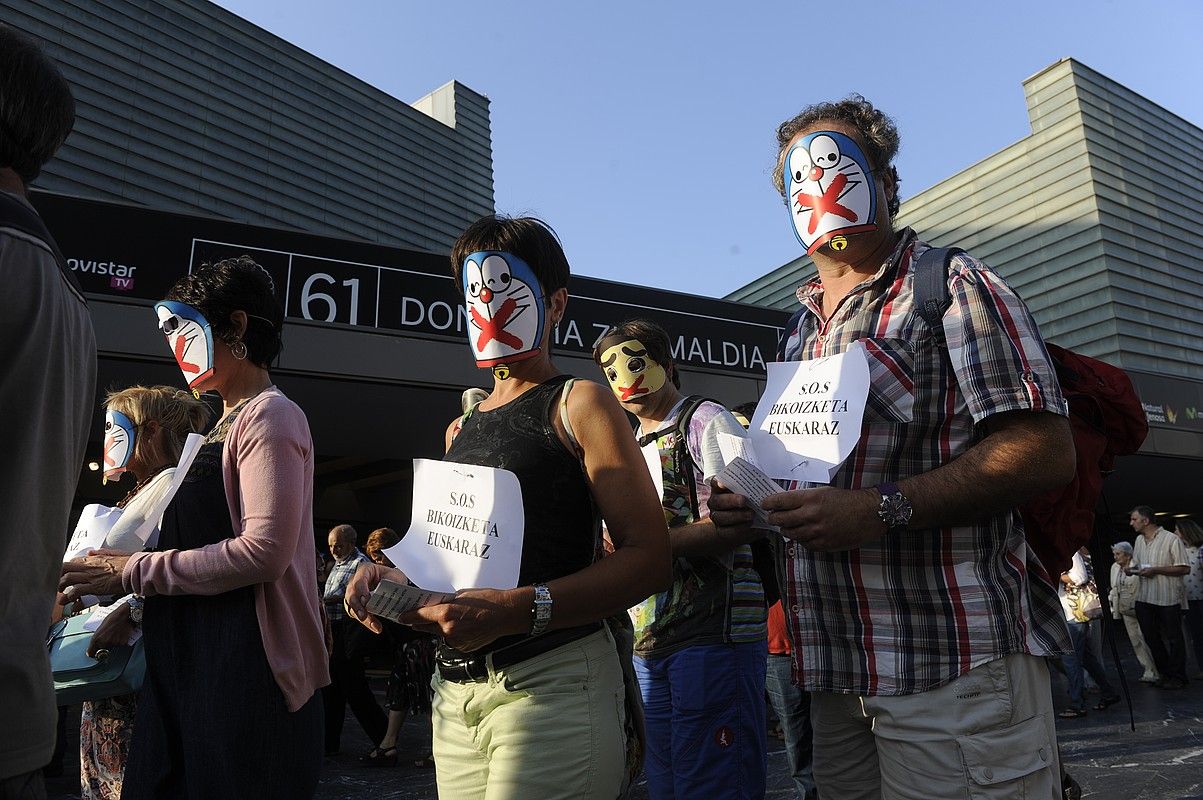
366, 578, 455, 624
108, 432, 204, 552
748, 344, 870, 483
82, 596, 143, 646
383, 458, 525, 593
64, 505, 123, 562
716, 457, 783, 526
717, 432, 760, 467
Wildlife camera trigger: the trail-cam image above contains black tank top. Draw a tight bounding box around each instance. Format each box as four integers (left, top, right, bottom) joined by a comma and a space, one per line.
441, 374, 599, 654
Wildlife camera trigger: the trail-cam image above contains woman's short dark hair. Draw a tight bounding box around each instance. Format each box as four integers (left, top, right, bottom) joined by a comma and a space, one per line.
450, 215, 571, 296
0, 25, 76, 184
592, 318, 681, 389
165, 256, 284, 368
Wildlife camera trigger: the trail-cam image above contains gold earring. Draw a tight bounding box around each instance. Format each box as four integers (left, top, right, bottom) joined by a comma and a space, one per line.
230, 339, 248, 360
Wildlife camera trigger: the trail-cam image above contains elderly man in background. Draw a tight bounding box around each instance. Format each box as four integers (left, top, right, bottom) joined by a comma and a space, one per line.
0, 24, 96, 800
322, 524, 387, 756
1129, 506, 1190, 689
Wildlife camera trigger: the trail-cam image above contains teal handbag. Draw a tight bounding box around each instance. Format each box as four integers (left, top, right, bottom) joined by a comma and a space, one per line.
47, 614, 146, 705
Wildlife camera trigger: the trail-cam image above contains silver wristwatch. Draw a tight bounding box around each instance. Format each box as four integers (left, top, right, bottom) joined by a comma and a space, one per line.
530, 584, 552, 636
875, 482, 913, 531
127, 595, 145, 626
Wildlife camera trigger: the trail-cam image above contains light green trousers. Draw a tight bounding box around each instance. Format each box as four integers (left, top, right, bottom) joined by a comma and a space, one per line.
432, 627, 627, 800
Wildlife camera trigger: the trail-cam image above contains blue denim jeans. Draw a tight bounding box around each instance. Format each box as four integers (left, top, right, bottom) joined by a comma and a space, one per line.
1064, 619, 1116, 710
765, 653, 816, 799
634, 640, 768, 800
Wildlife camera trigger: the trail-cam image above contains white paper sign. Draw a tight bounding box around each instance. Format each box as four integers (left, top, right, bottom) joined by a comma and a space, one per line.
640, 438, 665, 503
382, 458, 525, 593
748, 344, 870, 483
64, 504, 123, 562
366, 578, 455, 623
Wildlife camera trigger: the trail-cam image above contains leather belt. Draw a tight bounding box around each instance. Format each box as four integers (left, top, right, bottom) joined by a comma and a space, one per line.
436, 622, 603, 683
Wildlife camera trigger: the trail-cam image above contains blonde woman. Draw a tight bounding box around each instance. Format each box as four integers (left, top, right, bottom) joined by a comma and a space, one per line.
80, 386, 210, 800
1109, 542, 1159, 683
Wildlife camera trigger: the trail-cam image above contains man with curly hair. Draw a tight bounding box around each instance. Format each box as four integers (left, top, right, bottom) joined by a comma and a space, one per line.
711, 96, 1074, 799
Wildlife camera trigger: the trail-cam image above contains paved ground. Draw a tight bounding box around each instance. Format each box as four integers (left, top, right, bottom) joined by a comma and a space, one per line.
44, 627, 1203, 799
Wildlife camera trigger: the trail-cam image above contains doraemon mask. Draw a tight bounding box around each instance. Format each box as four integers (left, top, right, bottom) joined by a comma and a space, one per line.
597, 337, 668, 402
784, 130, 878, 254
102, 409, 136, 482
155, 300, 215, 390
462, 251, 545, 371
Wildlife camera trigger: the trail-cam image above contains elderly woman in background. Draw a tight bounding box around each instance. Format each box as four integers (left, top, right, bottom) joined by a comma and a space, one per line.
1110, 541, 1159, 683
1176, 520, 1203, 676
361, 527, 436, 769
61, 256, 328, 800
76, 385, 210, 800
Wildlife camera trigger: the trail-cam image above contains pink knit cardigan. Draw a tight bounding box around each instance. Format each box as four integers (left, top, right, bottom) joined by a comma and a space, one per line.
123, 388, 330, 711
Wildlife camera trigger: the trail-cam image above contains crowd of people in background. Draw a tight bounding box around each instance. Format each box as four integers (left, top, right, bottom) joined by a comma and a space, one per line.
3, 18, 1198, 800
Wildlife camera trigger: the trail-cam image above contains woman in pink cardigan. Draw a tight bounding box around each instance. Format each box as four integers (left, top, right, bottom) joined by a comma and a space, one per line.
61, 256, 328, 799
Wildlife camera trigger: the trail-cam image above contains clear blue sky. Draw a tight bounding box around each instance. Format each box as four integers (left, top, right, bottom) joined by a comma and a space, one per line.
213, 0, 1203, 298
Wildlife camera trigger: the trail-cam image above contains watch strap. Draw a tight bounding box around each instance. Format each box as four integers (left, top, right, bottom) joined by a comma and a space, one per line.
530, 584, 552, 636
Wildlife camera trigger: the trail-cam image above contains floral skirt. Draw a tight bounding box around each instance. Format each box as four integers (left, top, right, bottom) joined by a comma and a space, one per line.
80, 693, 136, 800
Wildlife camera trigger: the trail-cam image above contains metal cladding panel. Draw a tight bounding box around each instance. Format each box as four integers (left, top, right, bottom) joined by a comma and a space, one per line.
1068, 60, 1203, 380
7, 0, 494, 253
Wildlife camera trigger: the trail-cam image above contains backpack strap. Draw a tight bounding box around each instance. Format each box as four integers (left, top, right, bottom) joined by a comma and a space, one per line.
635, 395, 713, 519
777, 306, 808, 361
912, 245, 964, 335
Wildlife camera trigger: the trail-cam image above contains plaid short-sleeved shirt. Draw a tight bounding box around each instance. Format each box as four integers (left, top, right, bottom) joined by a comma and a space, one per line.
780, 229, 1071, 696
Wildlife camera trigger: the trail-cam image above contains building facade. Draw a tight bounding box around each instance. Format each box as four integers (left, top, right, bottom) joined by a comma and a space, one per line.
4, 0, 494, 253
4, 0, 783, 532
729, 58, 1203, 521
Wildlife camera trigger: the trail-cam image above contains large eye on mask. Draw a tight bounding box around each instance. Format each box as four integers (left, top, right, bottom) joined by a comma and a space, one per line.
465, 260, 484, 298
626, 357, 646, 374
809, 134, 841, 169
787, 147, 814, 185
606, 367, 619, 383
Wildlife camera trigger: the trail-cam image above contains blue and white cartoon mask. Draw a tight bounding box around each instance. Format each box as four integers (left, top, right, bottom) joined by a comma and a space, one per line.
462, 251, 545, 373
154, 300, 214, 391
102, 409, 136, 481
784, 130, 878, 254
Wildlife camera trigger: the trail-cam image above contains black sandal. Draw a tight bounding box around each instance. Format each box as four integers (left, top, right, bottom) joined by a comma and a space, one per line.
1094, 695, 1120, 711
363, 746, 398, 767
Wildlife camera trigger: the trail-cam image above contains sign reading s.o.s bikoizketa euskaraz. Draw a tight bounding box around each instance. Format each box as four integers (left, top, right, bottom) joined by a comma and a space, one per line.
34, 192, 785, 378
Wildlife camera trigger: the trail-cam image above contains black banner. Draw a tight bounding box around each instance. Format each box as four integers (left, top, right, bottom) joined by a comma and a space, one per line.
35, 192, 786, 376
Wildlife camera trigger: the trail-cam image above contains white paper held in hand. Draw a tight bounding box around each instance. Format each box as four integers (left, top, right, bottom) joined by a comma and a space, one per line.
747, 343, 870, 483
716, 456, 783, 525
366, 578, 455, 624
381, 458, 525, 593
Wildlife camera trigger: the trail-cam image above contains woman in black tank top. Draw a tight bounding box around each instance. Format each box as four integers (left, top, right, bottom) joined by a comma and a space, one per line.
346, 216, 671, 800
